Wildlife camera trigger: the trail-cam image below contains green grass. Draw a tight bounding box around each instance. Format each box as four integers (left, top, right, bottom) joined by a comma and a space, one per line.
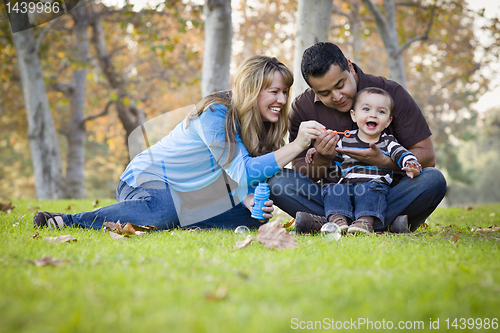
1, 200, 500, 332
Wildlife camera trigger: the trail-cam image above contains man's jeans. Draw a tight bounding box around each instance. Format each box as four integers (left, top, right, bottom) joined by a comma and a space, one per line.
323, 182, 390, 223
63, 181, 264, 230
268, 167, 447, 231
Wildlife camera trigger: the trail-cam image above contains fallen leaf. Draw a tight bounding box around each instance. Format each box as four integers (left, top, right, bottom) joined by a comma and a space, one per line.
205, 286, 227, 301
109, 231, 126, 240
127, 223, 157, 232
115, 221, 123, 234
102, 221, 123, 233
236, 271, 250, 280
12, 222, 20, 227
135, 231, 146, 237
122, 222, 137, 235
103, 221, 156, 234
65, 205, 72, 210
489, 213, 496, 217
92, 199, 99, 208
476, 225, 500, 232
465, 206, 473, 210
44, 235, 77, 243
282, 218, 295, 228
103, 221, 119, 232
27, 205, 42, 211
256, 221, 298, 250
420, 222, 429, 229
32, 232, 41, 239
234, 235, 256, 249
28, 256, 70, 267
0, 201, 15, 213
451, 232, 460, 243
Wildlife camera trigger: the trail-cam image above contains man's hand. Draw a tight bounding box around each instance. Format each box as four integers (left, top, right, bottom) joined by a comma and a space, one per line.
312, 131, 339, 162
336, 142, 397, 169
401, 161, 422, 179
291, 131, 339, 181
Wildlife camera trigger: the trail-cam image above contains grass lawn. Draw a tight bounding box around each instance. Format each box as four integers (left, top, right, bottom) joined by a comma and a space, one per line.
1, 199, 499, 332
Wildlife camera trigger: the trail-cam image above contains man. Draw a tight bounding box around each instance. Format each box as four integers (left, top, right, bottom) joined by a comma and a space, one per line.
269, 42, 446, 233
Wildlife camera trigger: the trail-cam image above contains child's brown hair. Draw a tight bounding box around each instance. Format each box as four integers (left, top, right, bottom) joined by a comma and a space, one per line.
352, 87, 394, 116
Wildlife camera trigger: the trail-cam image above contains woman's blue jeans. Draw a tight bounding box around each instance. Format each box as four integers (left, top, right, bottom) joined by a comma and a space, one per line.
268, 167, 447, 231
63, 181, 264, 230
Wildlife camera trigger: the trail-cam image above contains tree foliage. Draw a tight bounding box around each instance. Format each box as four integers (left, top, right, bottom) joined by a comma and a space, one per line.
1, 0, 500, 203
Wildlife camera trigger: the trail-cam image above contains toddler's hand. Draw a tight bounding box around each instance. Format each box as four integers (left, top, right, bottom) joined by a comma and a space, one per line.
305, 147, 317, 164
402, 161, 422, 179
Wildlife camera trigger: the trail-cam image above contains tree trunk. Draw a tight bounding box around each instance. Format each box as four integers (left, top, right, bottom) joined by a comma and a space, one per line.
11, 11, 64, 199
362, 0, 408, 88
202, 0, 232, 97
292, 0, 333, 100
89, 2, 146, 161
64, 5, 90, 199
349, 0, 363, 64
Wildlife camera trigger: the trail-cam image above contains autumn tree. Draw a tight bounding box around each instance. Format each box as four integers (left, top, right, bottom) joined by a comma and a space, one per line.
329, 0, 500, 185
231, 0, 296, 68
46, 4, 92, 199
9, 2, 64, 199
292, 0, 333, 99
361, 0, 436, 89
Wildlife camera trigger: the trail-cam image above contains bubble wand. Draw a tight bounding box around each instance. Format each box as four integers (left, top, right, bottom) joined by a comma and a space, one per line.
322, 128, 351, 137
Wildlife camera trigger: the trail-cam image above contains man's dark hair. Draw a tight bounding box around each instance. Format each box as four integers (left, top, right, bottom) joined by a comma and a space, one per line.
301, 42, 350, 86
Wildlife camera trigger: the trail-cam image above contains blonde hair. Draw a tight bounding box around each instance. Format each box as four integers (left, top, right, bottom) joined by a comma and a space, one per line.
186, 55, 293, 166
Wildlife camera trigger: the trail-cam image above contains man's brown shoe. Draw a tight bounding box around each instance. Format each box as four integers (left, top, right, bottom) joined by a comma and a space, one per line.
294, 212, 327, 234
389, 215, 410, 233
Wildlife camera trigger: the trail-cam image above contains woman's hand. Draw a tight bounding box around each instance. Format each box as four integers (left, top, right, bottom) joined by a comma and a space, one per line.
242, 193, 274, 221
294, 121, 325, 151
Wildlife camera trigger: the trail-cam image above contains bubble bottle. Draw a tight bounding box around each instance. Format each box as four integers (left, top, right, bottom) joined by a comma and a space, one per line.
251, 182, 270, 219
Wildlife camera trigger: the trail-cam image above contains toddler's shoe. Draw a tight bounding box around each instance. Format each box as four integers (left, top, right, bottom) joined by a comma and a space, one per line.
328, 216, 349, 234
347, 220, 373, 235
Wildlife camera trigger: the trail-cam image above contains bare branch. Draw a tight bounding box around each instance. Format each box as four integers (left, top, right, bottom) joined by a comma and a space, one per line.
395, 2, 429, 9
362, 0, 393, 48
399, 34, 428, 53
109, 45, 129, 58
332, 4, 350, 18
427, 63, 481, 105
398, 5, 437, 54
83, 100, 115, 123
93, 5, 173, 21
48, 78, 74, 95
59, 129, 70, 137
35, 16, 62, 54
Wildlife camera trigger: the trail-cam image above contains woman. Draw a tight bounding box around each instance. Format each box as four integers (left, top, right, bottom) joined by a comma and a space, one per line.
34, 55, 325, 230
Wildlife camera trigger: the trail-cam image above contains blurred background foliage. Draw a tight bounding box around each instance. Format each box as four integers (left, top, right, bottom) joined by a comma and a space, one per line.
0, 0, 499, 205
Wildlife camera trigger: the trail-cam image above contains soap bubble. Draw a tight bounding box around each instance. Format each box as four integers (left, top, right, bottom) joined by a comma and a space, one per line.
234, 225, 250, 235
320, 222, 341, 241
